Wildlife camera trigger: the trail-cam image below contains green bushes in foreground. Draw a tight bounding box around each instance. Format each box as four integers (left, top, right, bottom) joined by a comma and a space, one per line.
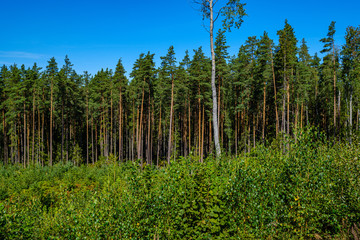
0, 131, 360, 239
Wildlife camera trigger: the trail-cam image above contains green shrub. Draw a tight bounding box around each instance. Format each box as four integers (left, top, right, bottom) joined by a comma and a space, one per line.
0, 129, 359, 239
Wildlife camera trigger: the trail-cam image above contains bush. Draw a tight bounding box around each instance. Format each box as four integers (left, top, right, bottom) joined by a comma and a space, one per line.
0, 130, 359, 239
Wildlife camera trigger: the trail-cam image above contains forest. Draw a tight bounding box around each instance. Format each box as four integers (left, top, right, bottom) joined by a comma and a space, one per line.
1, 16, 360, 238
0, 21, 359, 166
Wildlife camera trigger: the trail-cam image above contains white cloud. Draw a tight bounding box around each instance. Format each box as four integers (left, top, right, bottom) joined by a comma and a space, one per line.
0, 51, 45, 59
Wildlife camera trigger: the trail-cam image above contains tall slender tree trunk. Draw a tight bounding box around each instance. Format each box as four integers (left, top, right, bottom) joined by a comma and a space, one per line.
338, 90, 341, 141
132, 101, 136, 161
41, 112, 44, 166
3, 110, 8, 164
157, 103, 162, 166
350, 92, 353, 144
86, 98, 89, 165
23, 103, 26, 167
61, 103, 64, 162
188, 100, 191, 156
357, 109, 359, 132
201, 104, 205, 162
27, 115, 30, 165
301, 103, 304, 129
147, 93, 151, 164
287, 76, 290, 136
95, 124, 98, 162
234, 111, 238, 156
262, 79, 266, 142
91, 118, 94, 163
50, 80, 53, 166
198, 97, 201, 157
333, 47, 337, 139
209, 0, 221, 157
138, 83, 145, 160
32, 90, 35, 165
271, 50, 279, 137
110, 91, 113, 155
167, 74, 174, 164
119, 87, 123, 162
253, 115, 256, 149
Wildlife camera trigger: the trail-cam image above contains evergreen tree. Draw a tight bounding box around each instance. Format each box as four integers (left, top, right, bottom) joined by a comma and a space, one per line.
320, 21, 338, 137
342, 25, 360, 140
276, 19, 297, 136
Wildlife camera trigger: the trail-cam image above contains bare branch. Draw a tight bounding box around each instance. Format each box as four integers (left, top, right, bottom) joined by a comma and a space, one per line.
214, 6, 225, 23
202, 22, 210, 33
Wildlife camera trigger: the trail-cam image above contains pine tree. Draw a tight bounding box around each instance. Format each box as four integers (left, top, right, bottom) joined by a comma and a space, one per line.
320, 21, 338, 137
45, 57, 59, 165
276, 20, 297, 136
342, 25, 360, 141
113, 59, 127, 161
214, 29, 229, 147
158, 46, 177, 164
256, 32, 274, 141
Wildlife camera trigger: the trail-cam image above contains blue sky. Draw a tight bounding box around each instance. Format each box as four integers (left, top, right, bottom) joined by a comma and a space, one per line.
1, 0, 359, 77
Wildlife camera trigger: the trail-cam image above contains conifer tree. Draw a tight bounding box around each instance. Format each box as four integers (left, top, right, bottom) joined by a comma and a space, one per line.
320, 21, 338, 137
45, 57, 58, 165
158, 46, 177, 164
276, 20, 297, 136
113, 59, 127, 161
342, 25, 360, 141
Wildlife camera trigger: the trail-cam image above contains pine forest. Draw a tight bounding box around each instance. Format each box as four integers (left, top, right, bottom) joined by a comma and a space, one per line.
1, 21, 360, 166
1, 1, 360, 238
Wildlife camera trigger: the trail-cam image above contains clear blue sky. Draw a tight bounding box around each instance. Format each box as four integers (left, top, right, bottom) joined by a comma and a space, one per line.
1, 0, 359, 77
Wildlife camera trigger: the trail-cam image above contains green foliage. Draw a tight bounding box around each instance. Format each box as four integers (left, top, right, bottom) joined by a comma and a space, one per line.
0, 130, 359, 239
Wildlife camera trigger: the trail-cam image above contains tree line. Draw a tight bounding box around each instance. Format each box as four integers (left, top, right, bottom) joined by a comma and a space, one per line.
1, 20, 359, 166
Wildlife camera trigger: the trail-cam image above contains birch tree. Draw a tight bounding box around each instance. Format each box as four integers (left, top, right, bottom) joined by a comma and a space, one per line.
193, 0, 246, 157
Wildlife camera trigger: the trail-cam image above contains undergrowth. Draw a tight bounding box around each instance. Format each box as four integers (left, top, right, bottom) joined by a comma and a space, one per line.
0, 129, 360, 239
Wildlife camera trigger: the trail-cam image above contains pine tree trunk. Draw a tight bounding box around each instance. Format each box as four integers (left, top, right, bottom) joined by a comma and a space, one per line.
147, 93, 151, 164
338, 90, 341, 140
350, 92, 353, 144
61, 103, 64, 162
333, 46, 337, 139
198, 97, 201, 158
262, 79, 266, 142
110, 90, 113, 155
271, 50, 279, 136
357, 109, 359, 132
3, 110, 8, 164
23, 103, 26, 167
50, 80, 53, 166
201, 104, 205, 163
95, 123, 98, 162
157, 103, 162, 167
32, 90, 35, 165
287, 75, 290, 136
41, 112, 44, 166
119, 87, 123, 162
27, 115, 30, 165
86, 98, 89, 165
253, 115, 256, 149
138, 84, 145, 161
301, 103, 304, 129
91, 118, 94, 163
167, 75, 174, 164
188, 100, 191, 156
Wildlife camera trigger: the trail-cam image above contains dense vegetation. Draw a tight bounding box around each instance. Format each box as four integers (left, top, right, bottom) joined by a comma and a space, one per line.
0, 130, 359, 239
0, 21, 359, 166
